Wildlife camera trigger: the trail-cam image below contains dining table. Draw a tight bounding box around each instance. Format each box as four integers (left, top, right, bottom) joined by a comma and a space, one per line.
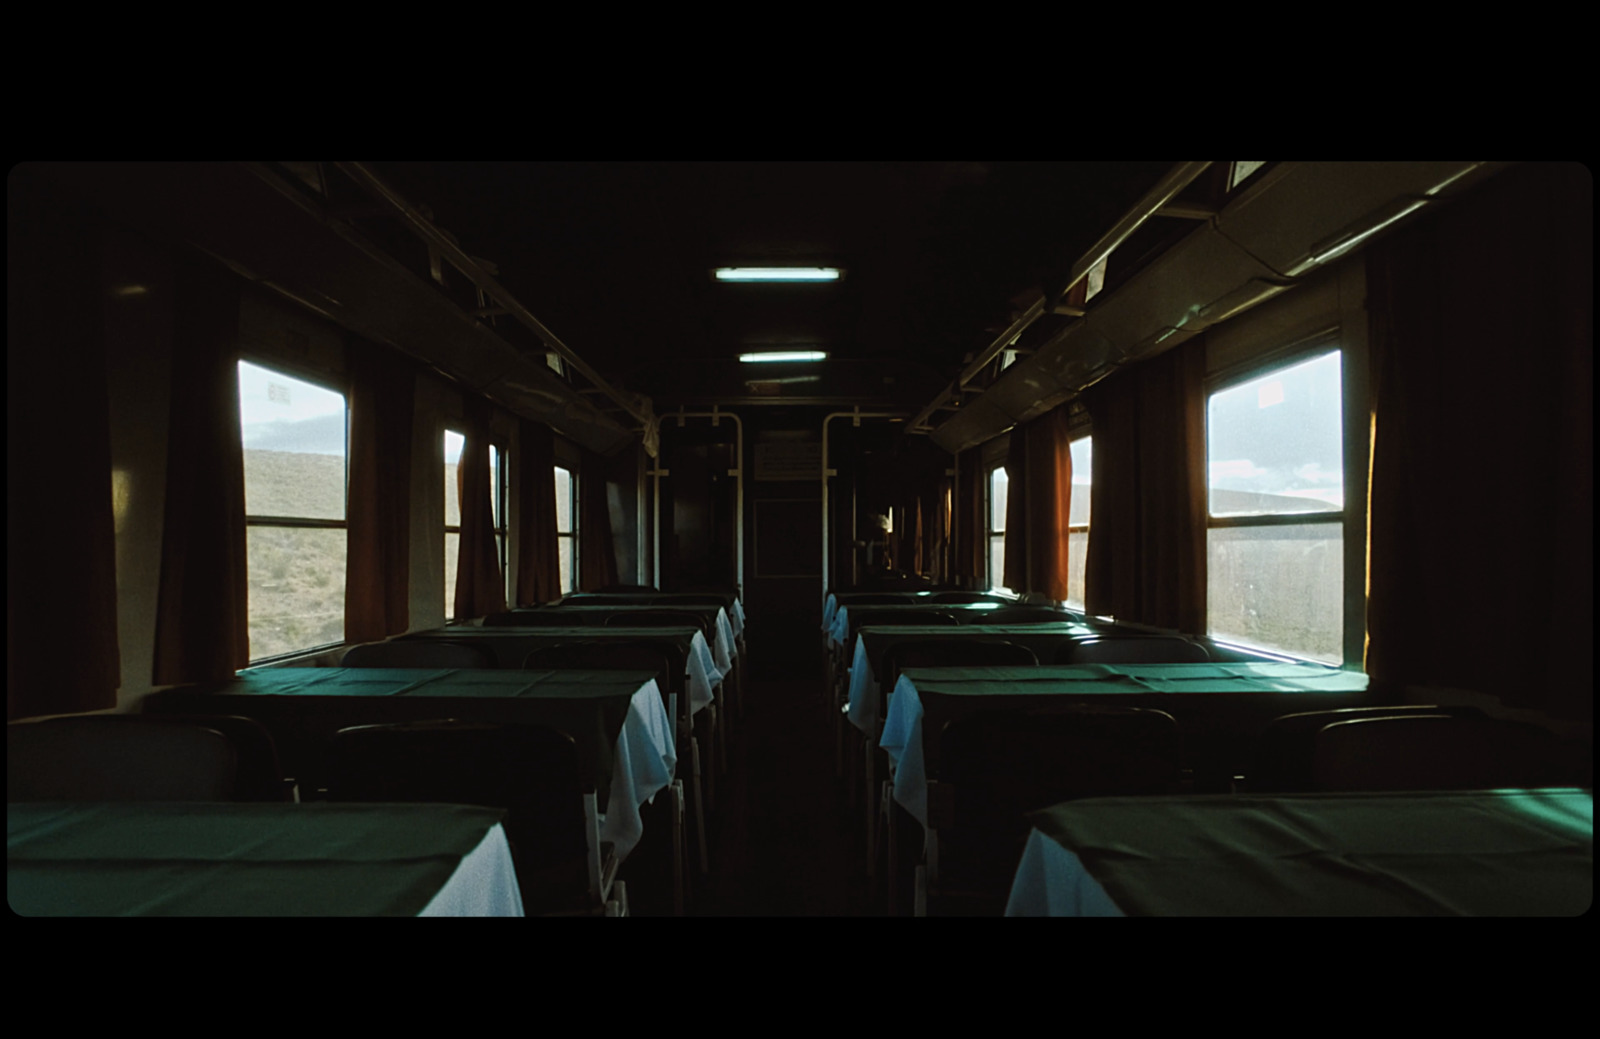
403, 625, 721, 717
8, 801, 524, 916
882, 662, 1372, 831
510, 604, 736, 677
844, 622, 1098, 736
559, 593, 745, 640
821, 590, 921, 634
143, 667, 675, 862
1004, 789, 1594, 916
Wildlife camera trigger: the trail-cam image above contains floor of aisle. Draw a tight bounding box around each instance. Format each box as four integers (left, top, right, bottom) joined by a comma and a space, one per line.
688, 662, 884, 916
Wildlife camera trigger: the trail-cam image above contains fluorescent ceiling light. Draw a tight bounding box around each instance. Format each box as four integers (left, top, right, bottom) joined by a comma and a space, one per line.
714, 267, 841, 282
739, 351, 828, 363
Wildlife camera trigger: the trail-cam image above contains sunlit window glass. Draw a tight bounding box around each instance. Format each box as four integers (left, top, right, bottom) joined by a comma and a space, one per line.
988, 466, 1010, 594
238, 360, 347, 660
1205, 350, 1343, 662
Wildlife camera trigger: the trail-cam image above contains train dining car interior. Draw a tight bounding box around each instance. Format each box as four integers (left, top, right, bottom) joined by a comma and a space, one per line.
7, 161, 1592, 917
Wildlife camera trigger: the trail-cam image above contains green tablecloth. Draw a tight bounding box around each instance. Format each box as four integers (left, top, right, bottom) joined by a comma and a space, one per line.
1024, 790, 1594, 916
144, 668, 654, 804
8, 801, 509, 917
512, 604, 736, 674
903, 662, 1369, 694
897, 663, 1371, 781
834, 602, 1016, 646
859, 624, 1094, 687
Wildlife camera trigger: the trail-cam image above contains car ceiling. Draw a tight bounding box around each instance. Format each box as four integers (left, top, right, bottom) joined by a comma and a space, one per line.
366, 161, 1176, 411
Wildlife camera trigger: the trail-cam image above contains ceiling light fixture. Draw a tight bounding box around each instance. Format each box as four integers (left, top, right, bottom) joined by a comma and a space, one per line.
745, 375, 822, 387
739, 350, 828, 363
714, 267, 842, 283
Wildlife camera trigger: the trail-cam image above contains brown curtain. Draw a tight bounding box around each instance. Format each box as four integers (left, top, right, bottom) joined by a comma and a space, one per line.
1366, 162, 1591, 719
954, 448, 986, 588
514, 419, 561, 605
152, 259, 250, 684
1002, 407, 1076, 600
1082, 339, 1207, 632
929, 478, 951, 584
345, 341, 414, 643
913, 495, 926, 577
452, 397, 506, 620
578, 450, 619, 591
7, 176, 121, 718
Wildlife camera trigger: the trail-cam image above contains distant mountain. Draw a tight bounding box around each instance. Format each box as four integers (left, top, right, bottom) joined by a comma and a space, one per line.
1209, 487, 1342, 515
242, 414, 346, 455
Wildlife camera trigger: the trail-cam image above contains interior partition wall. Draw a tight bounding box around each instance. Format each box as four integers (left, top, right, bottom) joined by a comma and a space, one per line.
651, 409, 743, 594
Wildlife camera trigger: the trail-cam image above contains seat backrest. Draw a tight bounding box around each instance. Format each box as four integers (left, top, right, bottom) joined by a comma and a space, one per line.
521, 643, 592, 670
1053, 636, 1211, 664
856, 575, 933, 592
935, 706, 1182, 887
856, 609, 960, 629
598, 584, 658, 593
1251, 705, 1483, 792
984, 606, 1072, 625
484, 611, 582, 627
839, 593, 915, 606
137, 713, 290, 802
658, 593, 731, 607
523, 641, 676, 700
330, 720, 590, 902
1312, 715, 1579, 792
8, 716, 238, 802
603, 609, 709, 636
342, 640, 496, 669
928, 592, 1011, 605
881, 639, 1038, 695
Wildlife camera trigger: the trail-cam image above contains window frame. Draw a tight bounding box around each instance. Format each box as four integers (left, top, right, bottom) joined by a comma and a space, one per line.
1064, 430, 1092, 609
986, 460, 1009, 595
1203, 338, 1347, 664
238, 356, 350, 664
555, 465, 578, 595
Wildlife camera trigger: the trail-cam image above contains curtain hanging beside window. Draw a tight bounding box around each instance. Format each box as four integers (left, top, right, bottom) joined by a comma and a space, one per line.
8, 180, 122, 718
345, 341, 413, 643
453, 397, 506, 620
1002, 405, 1076, 601
578, 450, 618, 591
1082, 339, 1207, 632
514, 419, 561, 605
1366, 162, 1591, 720
152, 258, 250, 685
954, 449, 986, 589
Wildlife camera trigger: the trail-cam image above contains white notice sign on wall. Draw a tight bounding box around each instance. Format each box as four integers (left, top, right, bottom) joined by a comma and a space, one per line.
754, 442, 822, 481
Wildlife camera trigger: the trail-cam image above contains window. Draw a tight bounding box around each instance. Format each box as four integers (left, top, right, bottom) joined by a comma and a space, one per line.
238, 360, 347, 661
1065, 435, 1092, 609
1084, 255, 1108, 302
444, 430, 508, 618
493, 445, 508, 597
987, 465, 1010, 595
555, 466, 576, 593
1205, 349, 1344, 663
1229, 161, 1268, 190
